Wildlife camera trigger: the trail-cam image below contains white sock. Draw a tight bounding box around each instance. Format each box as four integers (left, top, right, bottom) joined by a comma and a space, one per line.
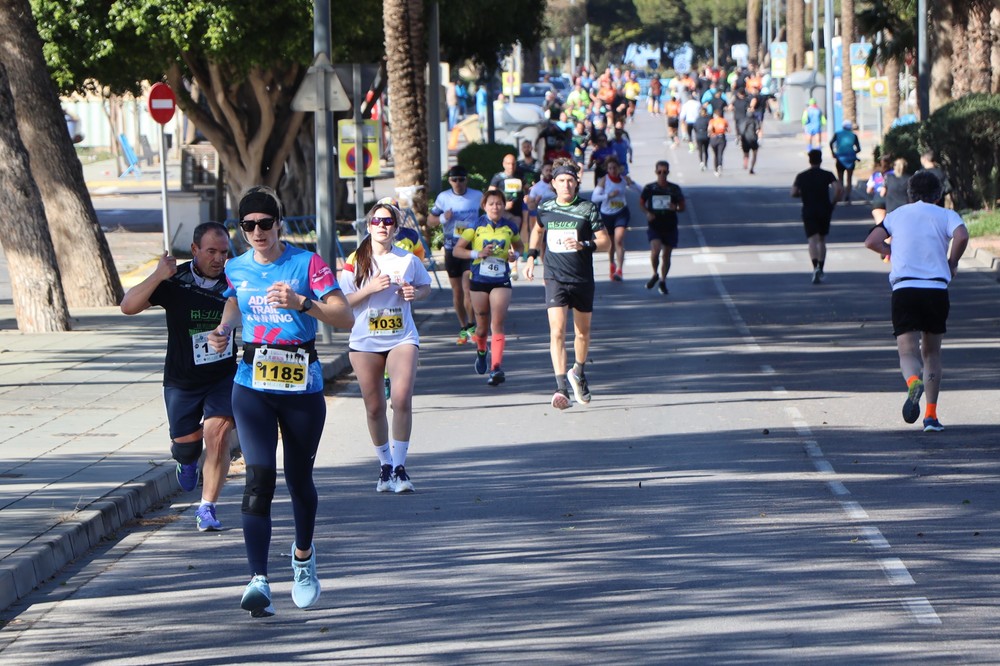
390, 440, 409, 468
375, 443, 392, 466
199, 500, 215, 508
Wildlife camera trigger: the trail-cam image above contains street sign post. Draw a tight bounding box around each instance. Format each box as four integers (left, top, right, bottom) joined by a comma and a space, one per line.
147, 83, 176, 253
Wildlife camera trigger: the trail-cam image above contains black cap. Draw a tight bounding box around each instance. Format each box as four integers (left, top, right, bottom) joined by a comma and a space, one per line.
447, 165, 468, 178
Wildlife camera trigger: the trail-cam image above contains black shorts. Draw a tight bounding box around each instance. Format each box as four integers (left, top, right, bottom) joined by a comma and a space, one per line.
803, 215, 831, 238
470, 280, 512, 293
892, 288, 949, 336
647, 224, 679, 247
444, 248, 471, 279
667, 117, 680, 129
601, 208, 630, 230
740, 136, 759, 153
544, 279, 595, 313
163, 375, 234, 440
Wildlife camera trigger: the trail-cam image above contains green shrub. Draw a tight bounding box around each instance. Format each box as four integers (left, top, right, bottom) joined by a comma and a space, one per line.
454, 142, 517, 192
964, 209, 1000, 237
921, 93, 1000, 210
877, 123, 921, 173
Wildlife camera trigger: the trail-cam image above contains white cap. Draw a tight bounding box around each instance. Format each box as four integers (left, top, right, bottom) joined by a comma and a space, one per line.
843, 120, 853, 130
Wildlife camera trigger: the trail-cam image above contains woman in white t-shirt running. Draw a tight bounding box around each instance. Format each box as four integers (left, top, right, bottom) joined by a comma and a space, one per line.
340, 203, 432, 493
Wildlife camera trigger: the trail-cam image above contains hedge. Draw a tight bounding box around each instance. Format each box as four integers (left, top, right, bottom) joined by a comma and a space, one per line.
452, 142, 517, 194
875, 123, 921, 174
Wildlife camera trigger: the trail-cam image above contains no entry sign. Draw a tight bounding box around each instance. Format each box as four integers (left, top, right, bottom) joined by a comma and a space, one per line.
148, 83, 176, 125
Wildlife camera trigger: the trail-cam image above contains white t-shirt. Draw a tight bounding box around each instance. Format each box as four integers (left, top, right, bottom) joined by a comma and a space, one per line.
681, 98, 702, 124
882, 201, 965, 290
592, 175, 633, 216
340, 245, 432, 351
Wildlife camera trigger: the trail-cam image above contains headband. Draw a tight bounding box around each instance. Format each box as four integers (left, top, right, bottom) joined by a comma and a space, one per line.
553, 165, 578, 179
239, 190, 280, 220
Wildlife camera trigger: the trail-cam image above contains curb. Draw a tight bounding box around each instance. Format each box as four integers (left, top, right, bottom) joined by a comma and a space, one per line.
0, 463, 177, 611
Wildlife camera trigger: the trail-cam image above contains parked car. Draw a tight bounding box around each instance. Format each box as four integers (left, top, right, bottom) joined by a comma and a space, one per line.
512, 82, 563, 107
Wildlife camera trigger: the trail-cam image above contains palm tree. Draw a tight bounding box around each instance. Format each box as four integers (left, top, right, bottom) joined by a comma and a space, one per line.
841, 0, 857, 126
747, 0, 761, 65
788, 0, 805, 72
382, 0, 429, 223
858, 0, 916, 121
966, 0, 994, 93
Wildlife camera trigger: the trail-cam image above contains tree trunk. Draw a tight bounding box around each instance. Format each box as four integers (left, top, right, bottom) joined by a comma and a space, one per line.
0, 0, 122, 308
968, 0, 994, 93
951, 1, 971, 97
747, 0, 761, 65
788, 0, 806, 72
383, 0, 429, 224
885, 47, 901, 121
0, 63, 70, 332
841, 0, 856, 126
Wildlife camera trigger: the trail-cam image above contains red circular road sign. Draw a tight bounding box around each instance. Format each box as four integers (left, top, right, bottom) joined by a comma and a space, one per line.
346, 147, 373, 173
148, 83, 176, 125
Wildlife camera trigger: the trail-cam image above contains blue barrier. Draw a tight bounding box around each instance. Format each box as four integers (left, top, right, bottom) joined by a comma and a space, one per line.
118, 134, 142, 178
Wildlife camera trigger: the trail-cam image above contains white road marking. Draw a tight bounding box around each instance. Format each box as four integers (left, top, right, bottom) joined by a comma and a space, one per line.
840, 501, 869, 520
692, 253, 727, 263
827, 480, 850, 496
901, 597, 943, 625
758, 252, 796, 262
879, 558, 916, 585
860, 526, 891, 549
813, 459, 835, 474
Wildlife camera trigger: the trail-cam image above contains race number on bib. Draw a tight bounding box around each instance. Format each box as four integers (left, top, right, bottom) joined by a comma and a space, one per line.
251, 346, 308, 392
192, 330, 233, 366
479, 256, 506, 278
650, 194, 672, 210
368, 307, 403, 335
609, 199, 625, 210
546, 228, 577, 253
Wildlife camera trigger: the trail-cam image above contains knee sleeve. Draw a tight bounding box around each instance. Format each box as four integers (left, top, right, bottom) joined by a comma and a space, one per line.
171, 439, 203, 465
242, 465, 277, 517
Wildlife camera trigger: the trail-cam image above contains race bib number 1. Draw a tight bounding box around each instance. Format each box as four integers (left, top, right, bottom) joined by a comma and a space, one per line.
251, 346, 308, 392
192, 330, 233, 366
368, 307, 404, 335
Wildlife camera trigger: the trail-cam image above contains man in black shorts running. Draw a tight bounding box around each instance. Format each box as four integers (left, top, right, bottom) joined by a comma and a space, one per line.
638, 160, 686, 295
792, 149, 843, 284
523, 160, 610, 409
120, 222, 236, 532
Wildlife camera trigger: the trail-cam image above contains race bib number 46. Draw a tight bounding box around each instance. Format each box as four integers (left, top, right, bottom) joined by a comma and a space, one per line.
251, 347, 308, 392
368, 307, 403, 335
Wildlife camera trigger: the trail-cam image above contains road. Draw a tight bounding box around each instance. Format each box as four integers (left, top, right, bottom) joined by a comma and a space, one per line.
2, 111, 999, 664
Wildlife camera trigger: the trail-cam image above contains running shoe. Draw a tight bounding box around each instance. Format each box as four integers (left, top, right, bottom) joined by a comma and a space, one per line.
474, 350, 488, 375
550, 389, 571, 410
195, 503, 221, 532
392, 465, 414, 493
811, 268, 822, 284
376, 464, 394, 493
613, 268, 623, 282
290, 543, 321, 609
241, 575, 275, 618
922, 418, 945, 432
902, 379, 924, 424
609, 262, 616, 280
487, 368, 506, 386
176, 462, 198, 492
645, 275, 658, 290
658, 281, 668, 295
567, 368, 592, 405
456, 324, 475, 345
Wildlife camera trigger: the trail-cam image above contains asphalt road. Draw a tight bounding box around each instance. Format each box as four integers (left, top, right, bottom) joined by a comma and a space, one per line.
2, 112, 999, 664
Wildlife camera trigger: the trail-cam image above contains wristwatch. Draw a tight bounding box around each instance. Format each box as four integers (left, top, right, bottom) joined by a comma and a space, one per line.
299, 297, 314, 313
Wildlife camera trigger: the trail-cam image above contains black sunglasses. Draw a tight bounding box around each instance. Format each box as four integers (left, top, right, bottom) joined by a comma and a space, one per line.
449, 177, 467, 182
240, 217, 277, 232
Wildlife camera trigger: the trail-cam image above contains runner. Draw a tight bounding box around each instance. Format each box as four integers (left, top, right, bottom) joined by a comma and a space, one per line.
740, 113, 761, 175
664, 95, 682, 148
708, 108, 729, 176
428, 165, 482, 344
591, 156, 640, 282
801, 98, 826, 150
453, 190, 523, 386
791, 150, 843, 284
207, 186, 353, 618
638, 160, 686, 295
120, 222, 236, 532
863, 171, 968, 431
623, 71, 642, 122
586, 132, 615, 189
648, 76, 663, 115
829, 120, 861, 203
341, 202, 432, 491
680, 96, 702, 153
523, 160, 611, 409
693, 106, 711, 171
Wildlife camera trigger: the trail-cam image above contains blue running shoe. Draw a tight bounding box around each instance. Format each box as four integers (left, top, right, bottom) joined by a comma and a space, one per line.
241, 575, 275, 618
487, 367, 505, 386
176, 462, 198, 492
923, 418, 945, 432
291, 543, 321, 609
195, 503, 221, 532
474, 350, 488, 375
902, 379, 924, 424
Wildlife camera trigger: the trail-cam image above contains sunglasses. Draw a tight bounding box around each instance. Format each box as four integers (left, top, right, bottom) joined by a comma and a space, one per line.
656, 170, 668, 175
239, 217, 277, 232
370, 216, 395, 227
449, 177, 466, 182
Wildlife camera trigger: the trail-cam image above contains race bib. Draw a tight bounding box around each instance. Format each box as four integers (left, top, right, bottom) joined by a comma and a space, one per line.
367, 307, 403, 336
651, 195, 672, 210
610, 199, 625, 210
503, 178, 523, 200
192, 330, 233, 366
251, 346, 308, 392
479, 256, 506, 278
547, 228, 577, 253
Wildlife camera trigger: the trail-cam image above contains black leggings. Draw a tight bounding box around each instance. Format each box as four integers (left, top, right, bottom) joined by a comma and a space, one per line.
711, 136, 727, 169
697, 138, 710, 165
232, 383, 326, 576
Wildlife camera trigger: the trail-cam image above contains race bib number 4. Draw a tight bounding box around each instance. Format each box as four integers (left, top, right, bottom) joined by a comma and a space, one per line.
368, 307, 403, 335
546, 228, 577, 253
192, 330, 233, 366
251, 347, 308, 392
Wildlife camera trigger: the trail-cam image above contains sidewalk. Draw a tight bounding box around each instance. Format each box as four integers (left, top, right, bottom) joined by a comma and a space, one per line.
0, 154, 438, 611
